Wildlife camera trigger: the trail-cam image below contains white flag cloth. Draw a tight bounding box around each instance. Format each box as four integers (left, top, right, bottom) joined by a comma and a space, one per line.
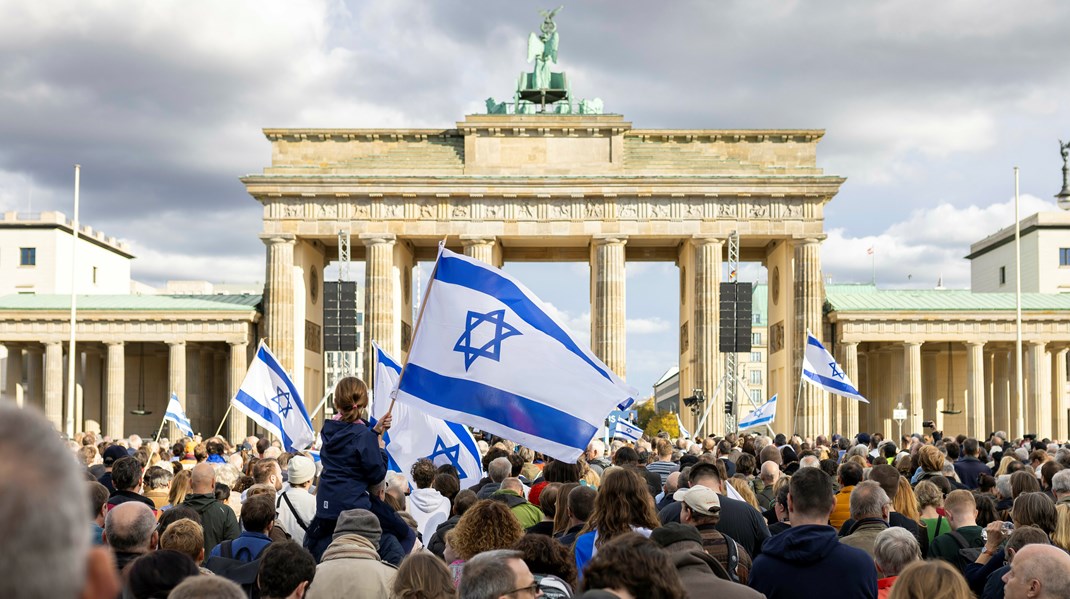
395, 248, 637, 462
738, 394, 778, 430
164, 393, 194, 437
611, 418, 643, 442
231, 342, 315, 452
675, 412, 691, 439
371, 343, 483, 490
801, 332, 869, 403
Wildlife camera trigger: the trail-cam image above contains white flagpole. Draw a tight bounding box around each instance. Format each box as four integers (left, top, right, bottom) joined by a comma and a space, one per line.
794, 331, 808, 436
389, 237, 447, 415
65, 165, 81, 437
1013, 167, 1025, 438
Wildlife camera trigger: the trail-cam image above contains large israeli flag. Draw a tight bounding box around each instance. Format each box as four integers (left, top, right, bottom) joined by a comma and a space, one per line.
371, 343, 483, 490
395, 248, 637, 462
738, 394, 778, 430
164, 393, 194, 437
801, 332, 869, 403
231, 342, 316, 452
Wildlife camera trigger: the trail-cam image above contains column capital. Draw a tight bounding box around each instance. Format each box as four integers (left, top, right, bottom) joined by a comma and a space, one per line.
1027, 339, 1048, 348
104, 340, 125, 347
691, 234, 725, 246
460, 234, 498, 246
259, 232, 296, 246
44, 340, 62, 347
227, 339, 249, 347
792, 235, 828, 245
965, 340, 986, 348
359, 233, 397, 246
591, 234, 628, 246
167, 340, 187, 348
903, 341, 923, 349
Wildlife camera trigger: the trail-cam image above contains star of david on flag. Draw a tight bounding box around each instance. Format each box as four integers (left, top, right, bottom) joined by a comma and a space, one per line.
371, 343, 482, 490
738, 394, 778, 430
394, 247, 638, 462
801, 331, 869, 403
230, 341, 316, 452
164, 392, 194, 437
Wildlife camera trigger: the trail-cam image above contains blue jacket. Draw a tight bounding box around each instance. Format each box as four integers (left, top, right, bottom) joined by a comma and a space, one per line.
315, 419, 388, 520
209, 531, 271, 562
749, 524, 877, 599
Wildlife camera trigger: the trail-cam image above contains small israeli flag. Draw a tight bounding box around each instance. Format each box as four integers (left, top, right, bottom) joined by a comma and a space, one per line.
164, 393, 194, 437
611, 418, 644, 442
738, 394, 778, 430
231, 342, 316, 452
801, 331, 869, 403
395, 248, 637, 462
675, 412, 691, 439
371, 343, 483, 491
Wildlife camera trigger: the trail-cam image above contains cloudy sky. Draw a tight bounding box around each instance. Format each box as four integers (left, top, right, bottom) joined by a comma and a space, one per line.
3, 0, 1070, 392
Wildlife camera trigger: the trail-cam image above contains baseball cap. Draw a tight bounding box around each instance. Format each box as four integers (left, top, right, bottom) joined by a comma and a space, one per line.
678, 486, 720, 516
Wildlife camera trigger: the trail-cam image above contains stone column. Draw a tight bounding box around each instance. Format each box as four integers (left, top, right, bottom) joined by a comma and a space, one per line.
26, 346, 43, 410
1027, 341, 1049, 437
261, 233, 296, 373
693, 236, 723, 435
1053, 348, 1069, 441
44, 341, 63, 429
213, 350, 227, 428
922, 350, 939, 428
993, 350, 1010, 434
461, 235, 502, 268
361, 233, 397, 386
227, 341, 249, 444
842, 342, 860, 436
105, 342, 125, 438
966, 342, 986, 438
887, 349, 903, 439
903, 342, 923, 436
590, 235, 628, 378
794, 237, 826, 438
4, 345, 22, 406
83, 348, 102, 430
168, 341, 187, 438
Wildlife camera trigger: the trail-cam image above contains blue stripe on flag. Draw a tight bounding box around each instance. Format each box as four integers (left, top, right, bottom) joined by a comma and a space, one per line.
234, 389, 296, 451
806, 334, 829, 351
434, 254, 613, 383
400, 363, 597, 451
376, 345, 402, 374
255, 345, 314, 428
802, 370, 862, 396
445, 420, 481, 466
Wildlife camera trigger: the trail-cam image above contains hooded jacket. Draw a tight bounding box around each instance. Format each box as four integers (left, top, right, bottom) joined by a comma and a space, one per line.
490, 488, 545, 530
408, 487, 450, 542
305, 533, 397, 599
671, 550, 765, 599
748, 524, 877, 599
315, 419, 388, 520
182, 493, 240, 555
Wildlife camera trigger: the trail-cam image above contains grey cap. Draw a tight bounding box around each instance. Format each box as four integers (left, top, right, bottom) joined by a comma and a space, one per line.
333, 508, 381, 548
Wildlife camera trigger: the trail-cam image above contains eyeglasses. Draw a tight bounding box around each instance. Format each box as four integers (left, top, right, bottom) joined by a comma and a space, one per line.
507, 582, 542, 597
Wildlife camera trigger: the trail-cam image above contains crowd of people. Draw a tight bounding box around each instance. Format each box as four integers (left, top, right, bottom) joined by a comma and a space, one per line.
4, 376, 1070, 598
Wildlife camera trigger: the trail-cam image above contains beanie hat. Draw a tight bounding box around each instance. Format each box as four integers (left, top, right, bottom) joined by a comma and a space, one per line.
287, 455, 315, 485
103, 445, 128, 466
334, 509, 381, 548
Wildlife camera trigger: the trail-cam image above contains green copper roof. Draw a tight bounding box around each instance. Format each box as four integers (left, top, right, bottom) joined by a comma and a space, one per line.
0, 294, 262, 311
825, 287, 1070, 312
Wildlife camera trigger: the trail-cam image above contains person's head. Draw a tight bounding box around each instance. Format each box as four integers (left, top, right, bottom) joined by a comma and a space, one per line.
868, 464, 901, 501
126, 550, 199, 599
889, 558, 971, 599
759, 460, 780, 484
253, 457, 283, 491
394, 552, 457, 599
873, 526, 921, 578
799, 455, 822, 470
587, 439, 606, 460
159, 518, 205, 564
611, 446, 640, 467
189, 462, 217, 494
169, 576, 246, 599
449, 500, 524, 561
333, 508, 382, 549
918, 445, 945, 474
687, 462, 723, 493
156, 505, 201, 537
759, 443, 782, 466
679, 485, 721, 527
513, 533, 577, 588
333, 376, 370, 422
1012, 492, 1057, 534
663, 471, 681, 496
286, 455, 315, 489
1010, 470, 1041, 499
241, 493, 277, 535
735, 453, 756, 477
452, 489, 478, 517
538, 484, 560, 520
656, 438, 673, 459
88, 480, 110, 523
104, 501, 159, 554
943, 490, 978, 530
488, 457, 512, 483
411, 458, 437, 490
111, 456, 143, 492
788, 466, 836, 524
850, 480, 891, 522
962, 438, 979, 457
566, 484, 596, 524
541, 459, 582, 484
581, 533, 686, 599
143, 465, 173, 492
1052, 469, 1070, 499
501, 477, 524, 496
434, 472, 461, 503
837, 461, 864, 487
458, 549, 537, 599
1001, 544, 1070, 599
1004, 525, 1052, 565
583, 468, 660, 547
257, 540, 316, 599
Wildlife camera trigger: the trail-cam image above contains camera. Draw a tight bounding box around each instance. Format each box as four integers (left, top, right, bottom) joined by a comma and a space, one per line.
922, 420, 935, 429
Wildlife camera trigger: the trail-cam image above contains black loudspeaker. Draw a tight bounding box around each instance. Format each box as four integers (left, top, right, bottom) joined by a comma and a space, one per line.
719, 282, 753, 353
324, 282, 360, 352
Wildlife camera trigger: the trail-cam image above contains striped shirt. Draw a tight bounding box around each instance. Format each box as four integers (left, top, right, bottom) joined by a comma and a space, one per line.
646, 460, 678, 486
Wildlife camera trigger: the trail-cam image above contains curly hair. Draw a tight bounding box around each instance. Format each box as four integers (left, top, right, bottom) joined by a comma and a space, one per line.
582, 533, 686, 599
579, 468, 660, 548
513, 533, 577, 587
448, 499, 523, 560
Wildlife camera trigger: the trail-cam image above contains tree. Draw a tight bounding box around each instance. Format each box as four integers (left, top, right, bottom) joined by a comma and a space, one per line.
643, 412, 680, 439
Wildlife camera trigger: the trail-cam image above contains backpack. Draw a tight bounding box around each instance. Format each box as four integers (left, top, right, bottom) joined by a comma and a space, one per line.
204, 540, 262, 599
723, 535, 740, 583
948, 530, 984, 564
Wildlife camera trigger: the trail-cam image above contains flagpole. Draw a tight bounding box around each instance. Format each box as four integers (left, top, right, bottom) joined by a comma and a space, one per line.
154, 407, 168, 443
388, 237, 448, 416
213, 403, 233, 438
793, 331, 809, 437
1013, 167, 1025, 438
65, 164, 81, 437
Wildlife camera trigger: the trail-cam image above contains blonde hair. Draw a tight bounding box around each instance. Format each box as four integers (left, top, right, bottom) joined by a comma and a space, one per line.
160, 518, 204, 562
918, 445, 945, 474
168, 469, 191, 507
727, 478, 760, 509
1052, 503, 1070, 552
894, 476, 921, 523
888, 559, 971, 599
914, 480, 943, 509
995, 455, 1019, 477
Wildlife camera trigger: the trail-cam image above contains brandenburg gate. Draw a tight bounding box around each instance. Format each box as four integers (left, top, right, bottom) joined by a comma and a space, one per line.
242, 113, 845, 437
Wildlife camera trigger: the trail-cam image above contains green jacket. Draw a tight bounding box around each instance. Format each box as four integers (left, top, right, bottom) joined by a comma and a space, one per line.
182, 493, 240, 556
490, 489, 545, 530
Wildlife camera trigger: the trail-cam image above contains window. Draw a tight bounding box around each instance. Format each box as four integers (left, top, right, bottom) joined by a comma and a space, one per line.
1061, 248, 1070, 266
751, 351, 762, 363
753, 312, 762, 325
19, 247, 35, 266
750, 370, 762, 385
999, 266, 1006, 286
752, 332, 762, 346
751, 389, 762, 404
92, 266, 98, 284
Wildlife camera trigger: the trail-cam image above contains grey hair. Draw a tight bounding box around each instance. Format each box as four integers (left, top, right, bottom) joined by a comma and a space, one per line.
143, 465, 173, 490
169, 575, 246, 599
849, 480, 890, 520
873, 527, 921, 576
846, 444, 869, 460
104, 502, 158, 552
0, 402, 90, 597
997, 474, 1014, 499
941, 461, 960, 482
1052, 469, 1070, 494
799, 455, 821, 469
587, 439, 605, 457
459, 549, 523, 599
488, 457, 512, 483
213, 463, 241, 490
1055, 448, 1070, 468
